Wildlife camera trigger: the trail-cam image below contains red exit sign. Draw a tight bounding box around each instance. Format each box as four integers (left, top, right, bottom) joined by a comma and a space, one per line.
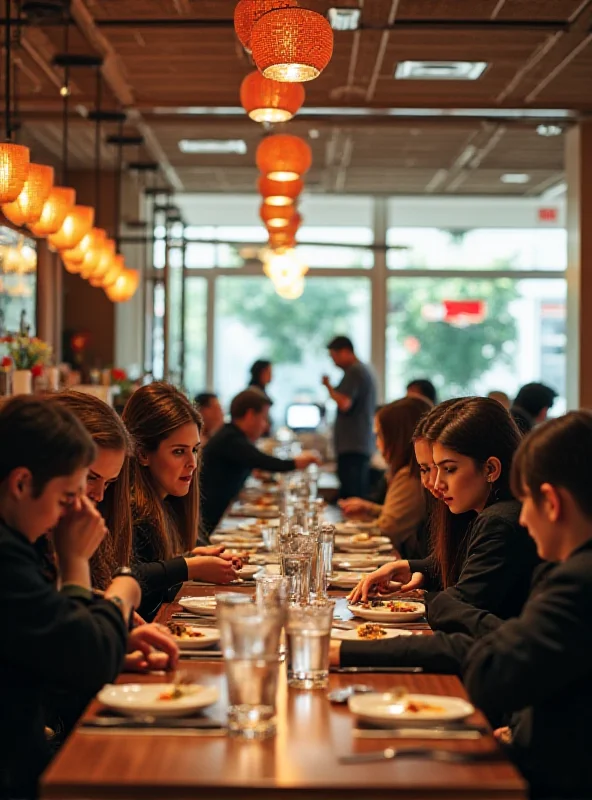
538, 207, 558, 223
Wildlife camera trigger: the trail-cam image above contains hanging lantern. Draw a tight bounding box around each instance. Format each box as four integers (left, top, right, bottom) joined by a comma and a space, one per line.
275, 274, 304, 299
251, 7, 334, 82
0, 143, 30, 205
61, 227, 107, 272
260, 202, 297, 229
89, 253, 124, 288
266, 210, 302, 237
28, 187, 76, 237
2, 163, 54, 227
81, 238, 116, 281
240, 70, 305, 124
268, 234, 297, 251
48, 205, 94, 252
104, 268, 139, 302
256, 134, 312, 181
258, 175, 303, 207
20, 243, 37, 273
234, 0, 298, 52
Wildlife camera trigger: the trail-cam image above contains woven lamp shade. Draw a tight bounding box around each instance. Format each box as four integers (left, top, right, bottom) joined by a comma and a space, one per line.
82, 238, 115, 281
104, 268, 139, 303
0, 143, 30, 204
241, 71, 304, 123
28, 187, 76, 237
48, 205, 94, 252
260, 202, 297, 229
256, 134, 312, 181
258, 175, 303, 206
2, 163, 54, 227
90, 253, 124, 288
251, 7, 334, 82
234, 0, 298, 52
266, 210, 302, 236
61, 228, 107, 274
268, 231, 297, 249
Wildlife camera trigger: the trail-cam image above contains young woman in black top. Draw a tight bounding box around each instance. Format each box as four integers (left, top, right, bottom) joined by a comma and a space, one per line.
0, 397, 140, 798
123, 382, 239, 621
341, 397, 539, 667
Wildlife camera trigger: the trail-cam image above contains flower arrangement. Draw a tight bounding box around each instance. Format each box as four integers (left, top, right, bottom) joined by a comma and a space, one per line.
1, 335, 52, 370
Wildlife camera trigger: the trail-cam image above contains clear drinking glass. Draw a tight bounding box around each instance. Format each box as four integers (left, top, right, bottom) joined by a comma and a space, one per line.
255, 574, 290, 615
314, 525, 335, 599
262, 525, 279, 552
216, 598, 283, 739
286, 601, 335, 689
279, 530, 316, 604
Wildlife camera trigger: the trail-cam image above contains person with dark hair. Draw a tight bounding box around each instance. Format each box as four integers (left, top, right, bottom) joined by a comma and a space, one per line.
123, 383, 239, 621
248, 359, 273, 400
510, 381, 557, 433
0, 397, 139, 798
339, 397, 429, 556
347, 397, 539, 632
194, 392, 224, 445
200, 389, 320, 537
322, 336, 377, 499
406, 378, 438, 406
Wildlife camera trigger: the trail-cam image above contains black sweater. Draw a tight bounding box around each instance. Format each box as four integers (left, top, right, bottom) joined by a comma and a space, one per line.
0, 521, 127, 799
464, 541, 592, 799
200, 422, 296, 536
132, 518, 188, 622
341, 500, 540, 669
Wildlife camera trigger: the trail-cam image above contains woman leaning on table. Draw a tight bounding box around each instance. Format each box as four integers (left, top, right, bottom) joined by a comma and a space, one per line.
339, 396, 430, 558
339, 397, 541, 670
122, 382, 240, 621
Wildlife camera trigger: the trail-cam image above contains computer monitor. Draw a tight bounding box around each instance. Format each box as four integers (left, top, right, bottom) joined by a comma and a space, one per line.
286, 403, 322, 431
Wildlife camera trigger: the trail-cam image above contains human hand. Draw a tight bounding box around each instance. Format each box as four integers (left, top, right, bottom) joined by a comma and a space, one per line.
295, 450, 322, 470
125, 623, 179, 672
347, 560, 412, 604
54, 496, 107, 566
338, 497, 371, 516
190, 544, 225, 557
187, 555, 238, 584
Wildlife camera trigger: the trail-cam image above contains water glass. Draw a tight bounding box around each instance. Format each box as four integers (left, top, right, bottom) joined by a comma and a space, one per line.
286, 601, 335, 689
314, 525, 335, 599
279, 530, 316, 604
255, 574, 290, 615
262, 525, 279, 552
217, 598, 283, 739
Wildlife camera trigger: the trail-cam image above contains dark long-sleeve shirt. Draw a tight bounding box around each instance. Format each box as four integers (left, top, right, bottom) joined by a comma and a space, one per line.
463, 541, 592, 799
0, 521, 127, 798
132, 519, 188, 622
200, 422, 296, 536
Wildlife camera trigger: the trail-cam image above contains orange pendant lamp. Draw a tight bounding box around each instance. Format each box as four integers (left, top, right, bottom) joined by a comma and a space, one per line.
266, 210, 302, 235
89, 253, 124, 288
234, 0, 298, 52
240, 71, 304, 123
61, 227, 106, 270
256, 134, 312, 181
260, 202, 297, 229
268, 230, 297, 248
81, 238, 116, 281
28, 187, 76, 236
251, 7, 334, 82
104, 268, 139, 302
48, 205, 94, 252
2, 163, 54, 227
0, 143, 30, 204
258, 175, 303, 206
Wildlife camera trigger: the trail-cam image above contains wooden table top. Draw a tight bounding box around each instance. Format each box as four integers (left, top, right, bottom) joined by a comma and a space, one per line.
41, 580, 526, 800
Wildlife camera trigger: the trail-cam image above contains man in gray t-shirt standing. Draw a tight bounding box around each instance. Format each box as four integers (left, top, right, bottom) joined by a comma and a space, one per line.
322, 335, 377, 499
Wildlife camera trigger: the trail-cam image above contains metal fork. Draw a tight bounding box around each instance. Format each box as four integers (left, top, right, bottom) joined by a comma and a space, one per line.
339, 747, 503, 765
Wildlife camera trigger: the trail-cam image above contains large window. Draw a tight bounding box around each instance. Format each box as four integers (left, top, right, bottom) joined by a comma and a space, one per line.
183, 278, 208, 396
212, 276, 371, 426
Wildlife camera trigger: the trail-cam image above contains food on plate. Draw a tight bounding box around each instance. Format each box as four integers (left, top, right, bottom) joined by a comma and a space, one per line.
157, 684, 202, 702
351, 533, 371, 543
167, 623, 205, 640
357, 599, 420, 613
405, 700, 445, 714
254, 495, 275, 507
356, 623, 388, 640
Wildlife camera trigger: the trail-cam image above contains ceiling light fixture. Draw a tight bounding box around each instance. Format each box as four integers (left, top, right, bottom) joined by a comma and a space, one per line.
234, 0, 298, 53
240, 71, 305, 123
178, 139, 247, 155
536, 124, 563, 137
256, 134, 312, 181
395, 61, 488, 81
500, 173, 530, 184
327, 7, 361, 31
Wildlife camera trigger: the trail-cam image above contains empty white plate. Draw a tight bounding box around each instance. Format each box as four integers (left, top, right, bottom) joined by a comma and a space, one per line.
98, 683, 219, 717
178, 596, 218, 616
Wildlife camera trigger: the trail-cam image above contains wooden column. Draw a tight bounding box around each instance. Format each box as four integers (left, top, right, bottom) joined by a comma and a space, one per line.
566, 122, 592, 409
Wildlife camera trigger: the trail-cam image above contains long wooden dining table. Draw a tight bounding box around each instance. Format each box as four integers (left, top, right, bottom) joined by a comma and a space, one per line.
41, 519, 527, 800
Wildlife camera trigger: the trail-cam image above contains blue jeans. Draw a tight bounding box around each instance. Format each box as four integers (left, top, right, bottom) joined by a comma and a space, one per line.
337, 453, 370, 500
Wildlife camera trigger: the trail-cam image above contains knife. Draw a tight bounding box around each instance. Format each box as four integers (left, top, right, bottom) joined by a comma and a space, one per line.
82, 716, 226, 730
353, 727, 484, 740
331, 666, 424, 674
179, 651, 223, 660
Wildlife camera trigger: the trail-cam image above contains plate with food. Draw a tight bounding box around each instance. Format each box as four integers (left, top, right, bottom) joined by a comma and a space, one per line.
348, 599, 425, 622
210, 533, 264, 547
238, 519, 280, 533
348, 691, 474, 726
335, 555, 394, 570
331, 623, 412, 642
234, 503, 279, 519
167, 623, 220, 650
335, 521, 380, 535
339, 535, 393, 553
178, 596, 218, 617
97, 683, 219, 717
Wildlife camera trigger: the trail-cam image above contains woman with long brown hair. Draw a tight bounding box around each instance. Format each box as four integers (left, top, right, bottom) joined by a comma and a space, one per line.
123, 382, 238, 621
348, 397, 540, 632
339, 396, 430, 556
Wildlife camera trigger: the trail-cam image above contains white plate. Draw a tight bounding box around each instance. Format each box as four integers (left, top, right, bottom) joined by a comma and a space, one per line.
210, 534, 264, 547
348, 600, 425, 622
340, 542, 393, 554
335, 555, 394, 570
331, 627, 412, 641
98, 683, 219, 717
236, 504, 279, 519
239, 519, 280, 532
329, 571, 368, 589
348, 692, 474, 726
237, 564, 262, 580
169, 626, 220, 650
178, 596, 218, 616
335, 521, 380, 535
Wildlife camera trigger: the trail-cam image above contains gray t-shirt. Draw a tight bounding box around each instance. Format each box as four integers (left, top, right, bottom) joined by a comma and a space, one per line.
334, 360, 377, 456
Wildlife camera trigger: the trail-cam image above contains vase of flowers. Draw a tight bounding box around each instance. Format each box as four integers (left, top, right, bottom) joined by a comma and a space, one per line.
2, 335, 52, 396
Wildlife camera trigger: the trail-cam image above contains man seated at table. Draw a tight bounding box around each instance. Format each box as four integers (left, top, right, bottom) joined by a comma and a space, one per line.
200, 389, 320, 538
194, 391, 224, 446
